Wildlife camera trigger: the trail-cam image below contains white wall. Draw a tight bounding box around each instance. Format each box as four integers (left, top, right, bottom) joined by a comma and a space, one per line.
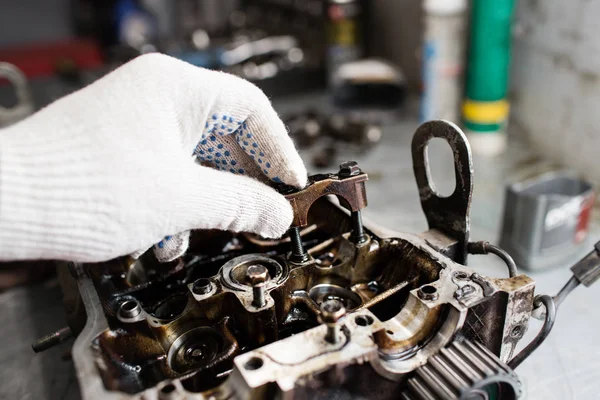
511, 0, 600, 185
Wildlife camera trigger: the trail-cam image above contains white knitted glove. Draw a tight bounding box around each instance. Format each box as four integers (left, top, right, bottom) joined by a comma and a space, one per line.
0, 53, 307, 263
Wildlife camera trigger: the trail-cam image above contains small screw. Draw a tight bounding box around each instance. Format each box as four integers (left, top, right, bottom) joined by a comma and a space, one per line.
289, 226, 309, 263
418, 285, 438, 301
247, 264, 269, 307
453, 271, 469, 281
319, 299, 346, 344
510, 325, 525, 338
454, 284, 476, 300
31, 327, 73, 353
338, 161, 362, 177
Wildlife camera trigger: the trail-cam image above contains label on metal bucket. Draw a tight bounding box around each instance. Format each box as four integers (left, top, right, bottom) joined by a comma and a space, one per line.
542, 194, 594, 249
575, 194, 595, 243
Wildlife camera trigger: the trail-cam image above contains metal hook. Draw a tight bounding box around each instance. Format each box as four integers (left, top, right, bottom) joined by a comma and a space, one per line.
411, 120, 474, 264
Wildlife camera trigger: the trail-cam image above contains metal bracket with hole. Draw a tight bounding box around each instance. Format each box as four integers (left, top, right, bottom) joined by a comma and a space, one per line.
411, 120, 474, 264
0, 62, 34, 127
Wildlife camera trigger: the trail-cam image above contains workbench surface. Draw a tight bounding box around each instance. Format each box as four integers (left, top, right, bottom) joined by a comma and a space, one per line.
1, 91, 598, 400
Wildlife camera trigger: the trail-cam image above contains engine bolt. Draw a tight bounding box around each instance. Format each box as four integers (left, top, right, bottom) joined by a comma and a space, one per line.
319, 299, 346, 344
288, 226, 309, 263
247, 264, 269, 307
351, 210, 368, 245
338, 161, 361, 177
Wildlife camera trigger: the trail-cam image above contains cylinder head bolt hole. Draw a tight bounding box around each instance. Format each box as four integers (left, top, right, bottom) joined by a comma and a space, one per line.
192, 278, 212, 295
354, 315, 374, 327
161, 384, 176, 393
185, 345, 206, 361
119, 299, 141, 319
152, 294, 188, 320
453, 271, 469, 281
511, 325, 524, 338
244, 356, 264, 371
418, 285, 439, 301
159, 383, 177, 399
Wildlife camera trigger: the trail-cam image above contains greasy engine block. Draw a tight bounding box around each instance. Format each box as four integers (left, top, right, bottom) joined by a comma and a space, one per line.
54, 121, 595, 400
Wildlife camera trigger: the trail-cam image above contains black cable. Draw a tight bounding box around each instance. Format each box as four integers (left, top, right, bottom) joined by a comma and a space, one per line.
507, 294, 556, 369
553, 276, 580, 308
467, 241, 518, 278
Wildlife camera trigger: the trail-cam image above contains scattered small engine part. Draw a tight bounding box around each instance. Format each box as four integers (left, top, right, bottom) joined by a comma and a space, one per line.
285, 109, 382, 168
331, 58, 407, 109
499, 172, 595, 271
312, 143, 337, 168
45, 121, 600, 400
328, 114, 382, 146
285, 109, 323, 149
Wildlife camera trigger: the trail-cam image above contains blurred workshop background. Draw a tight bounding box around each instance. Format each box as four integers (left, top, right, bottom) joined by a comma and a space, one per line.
1, 0, 600, 399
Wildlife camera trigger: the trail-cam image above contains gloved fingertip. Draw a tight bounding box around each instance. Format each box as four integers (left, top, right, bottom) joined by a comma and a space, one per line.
255, 194, 294, 239
153, 231, 190, 263
285, 171, 309, 189
130, 246, 151, 259
271, 163, 308, 189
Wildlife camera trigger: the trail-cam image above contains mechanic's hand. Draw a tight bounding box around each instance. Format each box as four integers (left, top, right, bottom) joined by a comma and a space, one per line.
0, 54, 307, 262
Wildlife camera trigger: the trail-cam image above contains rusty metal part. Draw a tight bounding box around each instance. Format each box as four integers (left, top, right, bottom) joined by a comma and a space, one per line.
31, 326, 73, 353
507, 294, 556, 370
61, 184, 535, 399
51, 122, 587, 400
192, 278, 213, 295
417, 285, 439, 301
319, 299, 347, 344
247, 265, 269, 307
411, 120, 473, 264
283, 161, 368, 227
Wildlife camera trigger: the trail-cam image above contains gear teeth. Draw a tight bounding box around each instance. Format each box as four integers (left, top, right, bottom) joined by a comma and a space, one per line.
403, 340, 522, 400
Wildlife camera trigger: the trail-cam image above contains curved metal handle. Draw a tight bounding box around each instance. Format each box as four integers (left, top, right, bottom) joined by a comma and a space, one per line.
0, 62, 34, 127
411, 120, 474, 264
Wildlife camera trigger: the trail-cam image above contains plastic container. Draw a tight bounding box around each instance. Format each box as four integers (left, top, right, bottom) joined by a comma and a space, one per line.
420, 0, 467, 123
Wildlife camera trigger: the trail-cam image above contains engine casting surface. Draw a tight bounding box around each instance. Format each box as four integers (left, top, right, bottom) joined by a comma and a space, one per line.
53, 121, 599, 400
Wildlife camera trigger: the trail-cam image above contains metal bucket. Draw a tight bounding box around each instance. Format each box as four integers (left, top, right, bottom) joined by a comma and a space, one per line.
499, 172, 595, 271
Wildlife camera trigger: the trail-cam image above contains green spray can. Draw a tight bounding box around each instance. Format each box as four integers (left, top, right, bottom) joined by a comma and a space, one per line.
462, 0, 515, 155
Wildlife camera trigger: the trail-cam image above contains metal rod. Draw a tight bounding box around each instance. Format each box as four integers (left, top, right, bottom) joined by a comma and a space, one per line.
467, 241, 518, 277
289, 226, 308, 263
553, 276, 580, 308
508, 295, 556, 369
247, 264, 269, 308
252, 285, 266, 308
351, 210, 367, 244
32, 326, 73, 353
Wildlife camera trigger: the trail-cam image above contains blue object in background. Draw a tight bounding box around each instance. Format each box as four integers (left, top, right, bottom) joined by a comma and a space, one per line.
114, 0, 157, 48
